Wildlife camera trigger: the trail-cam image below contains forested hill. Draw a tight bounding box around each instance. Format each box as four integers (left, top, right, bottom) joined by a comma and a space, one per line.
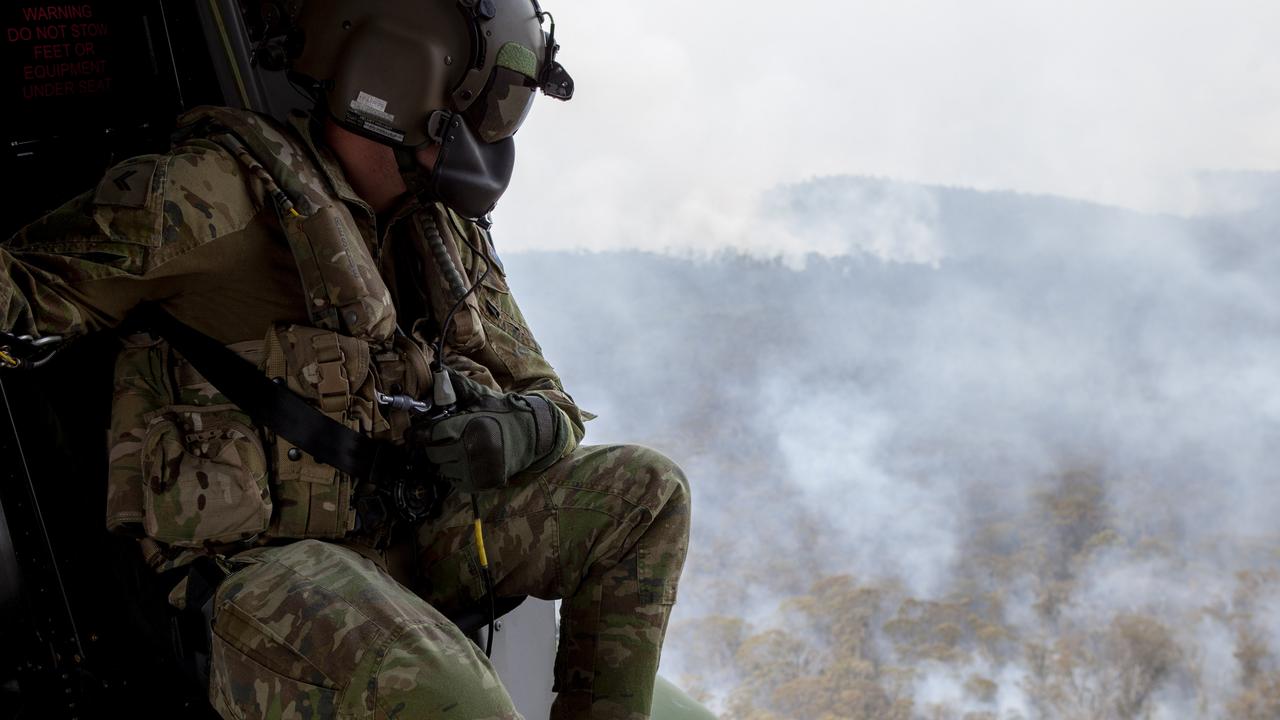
504, 175, 1280, 719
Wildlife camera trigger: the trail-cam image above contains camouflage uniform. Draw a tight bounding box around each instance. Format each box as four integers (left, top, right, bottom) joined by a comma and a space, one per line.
0, 106, 690, 719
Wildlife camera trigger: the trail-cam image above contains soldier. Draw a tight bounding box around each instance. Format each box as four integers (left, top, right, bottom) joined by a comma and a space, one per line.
0, 1, 690, 718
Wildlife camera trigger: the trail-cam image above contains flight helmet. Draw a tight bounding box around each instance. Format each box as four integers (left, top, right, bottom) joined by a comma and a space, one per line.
266, 0, 573, 218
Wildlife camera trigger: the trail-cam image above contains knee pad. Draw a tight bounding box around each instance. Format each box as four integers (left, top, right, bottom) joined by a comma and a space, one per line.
624, 445, 691, 519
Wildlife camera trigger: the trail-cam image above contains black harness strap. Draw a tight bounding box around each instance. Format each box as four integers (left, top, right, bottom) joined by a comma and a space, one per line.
142, 307, 398, 482
142, 309, 522, 656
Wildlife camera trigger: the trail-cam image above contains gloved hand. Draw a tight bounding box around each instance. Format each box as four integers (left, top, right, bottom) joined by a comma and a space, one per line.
406, 369, 567, 493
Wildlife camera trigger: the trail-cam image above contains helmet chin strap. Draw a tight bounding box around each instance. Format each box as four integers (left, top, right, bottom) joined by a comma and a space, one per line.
394, 111, 517, 224
394, 146, 435, 201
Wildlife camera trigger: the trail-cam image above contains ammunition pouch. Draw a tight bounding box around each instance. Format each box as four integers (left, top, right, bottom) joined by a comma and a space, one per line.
139, 404, 270, 546
260, 325, 375, 539
106, 319, 445, 556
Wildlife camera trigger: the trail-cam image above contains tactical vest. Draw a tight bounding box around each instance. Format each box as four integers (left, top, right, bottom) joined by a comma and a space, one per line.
103, 107, 489, 558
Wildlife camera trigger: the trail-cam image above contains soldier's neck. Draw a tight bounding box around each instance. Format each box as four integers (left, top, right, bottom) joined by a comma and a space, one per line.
323, 118, 408, 214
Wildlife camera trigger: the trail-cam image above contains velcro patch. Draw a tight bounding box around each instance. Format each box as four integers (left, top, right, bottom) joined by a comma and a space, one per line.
94, 157, 160, 209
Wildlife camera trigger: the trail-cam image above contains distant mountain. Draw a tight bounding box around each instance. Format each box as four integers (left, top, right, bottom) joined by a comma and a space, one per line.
765, 174, 1280, 262
504, 174, 1280, 718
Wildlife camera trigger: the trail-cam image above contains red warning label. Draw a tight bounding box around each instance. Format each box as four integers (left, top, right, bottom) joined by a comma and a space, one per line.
6, 4, 113, 101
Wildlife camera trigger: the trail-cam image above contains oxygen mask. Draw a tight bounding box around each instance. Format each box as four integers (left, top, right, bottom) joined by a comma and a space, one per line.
394, 110, 517, 222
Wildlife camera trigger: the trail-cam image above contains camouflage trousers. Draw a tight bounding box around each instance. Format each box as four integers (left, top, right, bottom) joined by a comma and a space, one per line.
209, 444, 691, 720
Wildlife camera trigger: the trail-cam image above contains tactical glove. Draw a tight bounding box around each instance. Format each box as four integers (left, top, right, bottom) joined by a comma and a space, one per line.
407, 370, 568, 493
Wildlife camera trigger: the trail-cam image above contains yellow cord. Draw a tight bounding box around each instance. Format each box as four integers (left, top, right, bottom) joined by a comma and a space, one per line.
289, 208, 301, 218
0, 349, 18, 368
473, 519, 489, 569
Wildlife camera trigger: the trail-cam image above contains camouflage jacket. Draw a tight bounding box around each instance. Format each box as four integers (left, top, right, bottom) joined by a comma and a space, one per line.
0, 106, 586, 558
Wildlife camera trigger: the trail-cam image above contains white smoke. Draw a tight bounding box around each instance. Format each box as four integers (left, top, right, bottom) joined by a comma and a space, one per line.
486, 3, 1280, 715
503, 172, 1280, 717
499, 0, 1280, 257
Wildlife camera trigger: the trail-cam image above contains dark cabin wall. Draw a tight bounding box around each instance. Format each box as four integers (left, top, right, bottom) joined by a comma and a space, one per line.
0, 0, 224, 240
0, 3, 229, 717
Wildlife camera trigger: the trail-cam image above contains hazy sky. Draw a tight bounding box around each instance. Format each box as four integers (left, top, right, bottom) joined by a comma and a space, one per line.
494, 0, 1280, 253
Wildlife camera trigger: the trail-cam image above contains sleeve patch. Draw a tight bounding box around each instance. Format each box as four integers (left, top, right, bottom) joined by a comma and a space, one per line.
94, 157, 160, 209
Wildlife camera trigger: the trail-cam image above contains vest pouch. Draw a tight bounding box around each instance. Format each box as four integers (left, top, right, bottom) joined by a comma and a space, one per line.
107, 333, 169, 536
140, 405, 271, 546
261, 325, 375, 539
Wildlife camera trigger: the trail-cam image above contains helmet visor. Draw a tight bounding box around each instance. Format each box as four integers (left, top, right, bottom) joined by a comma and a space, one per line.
465, 66, 539, 144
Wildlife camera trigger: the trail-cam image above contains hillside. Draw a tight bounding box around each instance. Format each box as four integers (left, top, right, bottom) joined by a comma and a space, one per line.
503, 177, 1280, 718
